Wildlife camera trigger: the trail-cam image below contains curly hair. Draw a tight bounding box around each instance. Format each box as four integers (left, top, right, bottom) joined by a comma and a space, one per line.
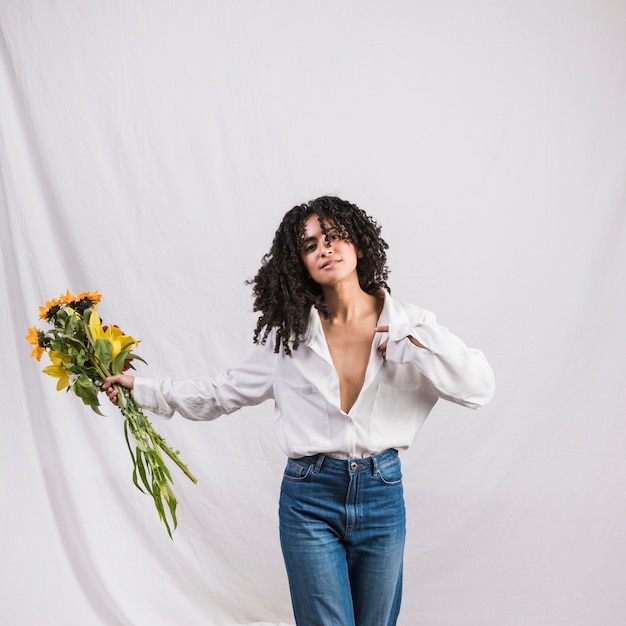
247, 196, 390, 355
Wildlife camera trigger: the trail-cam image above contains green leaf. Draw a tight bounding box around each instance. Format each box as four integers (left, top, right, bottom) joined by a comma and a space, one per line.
128, 353, 148, 366
73, 374, 100, 407
164, 484, 178, 528
152, 483, 170, 530
131, 465, 145, 493
111, 349, 129, 375
134, 448, 152, 493
94, 338, 113, 367
136, 412, 147, 428
124, 421, 145, 493
64, 337, 86, 353
123, 419, 137, 462
65, 313, 81, 336
49, 338, 68, 352
68, 346, 89, 368
131, 427, 149, 452
152, 448, 174, 482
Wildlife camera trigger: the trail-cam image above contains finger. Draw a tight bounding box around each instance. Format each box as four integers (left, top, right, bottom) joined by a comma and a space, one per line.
101, 375, 117, 391
407, 335, 427, 349
378, 339, 388, 359
374, 325, 389, 333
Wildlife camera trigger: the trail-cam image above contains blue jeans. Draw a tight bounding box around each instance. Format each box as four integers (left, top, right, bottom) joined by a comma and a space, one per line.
279, 448, 406, 626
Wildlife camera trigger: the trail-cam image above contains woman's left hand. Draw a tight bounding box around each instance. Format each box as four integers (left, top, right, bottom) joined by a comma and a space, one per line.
375, 325, 427, 359
374, 326, 390, 359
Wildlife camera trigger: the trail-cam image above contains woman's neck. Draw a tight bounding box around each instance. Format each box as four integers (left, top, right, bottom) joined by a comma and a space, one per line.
321, 281, 379, 324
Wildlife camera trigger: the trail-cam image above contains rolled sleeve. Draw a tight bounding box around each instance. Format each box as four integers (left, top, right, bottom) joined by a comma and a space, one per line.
384, 321, 495, 409
131, 342, 276, 421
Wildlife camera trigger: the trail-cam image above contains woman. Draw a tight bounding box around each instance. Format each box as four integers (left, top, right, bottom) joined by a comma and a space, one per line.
103, 195, 495, 626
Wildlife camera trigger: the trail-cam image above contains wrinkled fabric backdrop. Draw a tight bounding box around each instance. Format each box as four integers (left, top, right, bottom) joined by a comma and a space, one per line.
1, 2, 625, 625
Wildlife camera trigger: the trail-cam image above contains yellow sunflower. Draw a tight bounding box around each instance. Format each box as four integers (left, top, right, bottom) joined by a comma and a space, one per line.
79, 290, 102, 306
59, 289, 77, 305
60, 289, 103, 308
25, 326, 45, 361
25, 326, 39, 346
38, 297, 62, 320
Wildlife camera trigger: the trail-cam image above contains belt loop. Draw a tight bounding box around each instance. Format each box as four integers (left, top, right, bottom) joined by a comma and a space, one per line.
371, 452, 379, 477
313, 454, 325, 474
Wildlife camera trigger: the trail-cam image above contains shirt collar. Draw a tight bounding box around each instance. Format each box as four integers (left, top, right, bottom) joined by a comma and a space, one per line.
378, 289, 409, 327
303, 289, 406, 347
303, 306, 329, 358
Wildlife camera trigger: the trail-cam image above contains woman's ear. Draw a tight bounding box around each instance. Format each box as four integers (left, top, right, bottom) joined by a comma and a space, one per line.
356, 249, 364, 259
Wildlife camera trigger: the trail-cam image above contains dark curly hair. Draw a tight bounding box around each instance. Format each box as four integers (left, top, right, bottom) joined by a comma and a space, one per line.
247, 196, 390, 355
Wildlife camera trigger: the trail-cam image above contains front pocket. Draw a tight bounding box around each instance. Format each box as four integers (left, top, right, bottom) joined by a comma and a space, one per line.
282, 459, 314, 482
376, 460, 403, 486
276, 382, 331, 454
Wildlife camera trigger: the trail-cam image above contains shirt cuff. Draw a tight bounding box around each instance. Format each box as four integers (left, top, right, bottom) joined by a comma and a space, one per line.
132, 377, 172, 417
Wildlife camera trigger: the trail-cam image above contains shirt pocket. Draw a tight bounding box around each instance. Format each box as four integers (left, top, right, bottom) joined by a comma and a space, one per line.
276, 381, 331, 453
370, 383, 422, 449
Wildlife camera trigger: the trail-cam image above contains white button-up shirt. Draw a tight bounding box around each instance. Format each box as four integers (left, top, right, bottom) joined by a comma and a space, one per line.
133, 292, 495, 459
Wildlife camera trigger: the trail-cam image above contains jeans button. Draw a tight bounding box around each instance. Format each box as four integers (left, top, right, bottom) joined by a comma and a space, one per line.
350, 461, 358, 471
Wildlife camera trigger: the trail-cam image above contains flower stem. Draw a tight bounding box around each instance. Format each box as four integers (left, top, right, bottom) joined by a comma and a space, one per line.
118, 388, 198, 484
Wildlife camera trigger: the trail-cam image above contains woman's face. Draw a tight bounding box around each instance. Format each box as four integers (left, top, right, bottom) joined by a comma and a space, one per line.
299, 214, 361, 287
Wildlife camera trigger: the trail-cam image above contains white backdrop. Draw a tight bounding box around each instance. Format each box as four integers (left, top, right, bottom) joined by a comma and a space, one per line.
2, 2, 626, 625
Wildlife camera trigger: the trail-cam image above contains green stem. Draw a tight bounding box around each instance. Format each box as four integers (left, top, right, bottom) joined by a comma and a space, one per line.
83, 316, 196, 482
80, 315, 196, 536
117, 387, 198, 484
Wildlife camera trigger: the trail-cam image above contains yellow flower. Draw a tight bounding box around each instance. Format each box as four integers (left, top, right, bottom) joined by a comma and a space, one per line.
25, 326, 46, 361
89, 310, 138, 362
30, 345, 46, 361
60, 289, 102, 309
80, 290, 102, 306
38, 289, 103, 321
38, 297, 62, 320
25, 326, 39, 346
59, 289, 76, 305
106, 324, 138, 360
42, 351, 73, 390
88, 309, 106, 341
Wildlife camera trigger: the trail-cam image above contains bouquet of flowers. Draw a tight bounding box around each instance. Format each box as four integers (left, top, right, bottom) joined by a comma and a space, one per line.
26, 290, 197, 537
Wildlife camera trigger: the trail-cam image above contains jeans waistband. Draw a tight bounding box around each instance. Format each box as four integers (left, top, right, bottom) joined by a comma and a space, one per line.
290, 448, 398, 475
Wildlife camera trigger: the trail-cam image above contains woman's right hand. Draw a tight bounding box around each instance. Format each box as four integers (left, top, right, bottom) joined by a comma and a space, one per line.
102, 374, 135, 406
